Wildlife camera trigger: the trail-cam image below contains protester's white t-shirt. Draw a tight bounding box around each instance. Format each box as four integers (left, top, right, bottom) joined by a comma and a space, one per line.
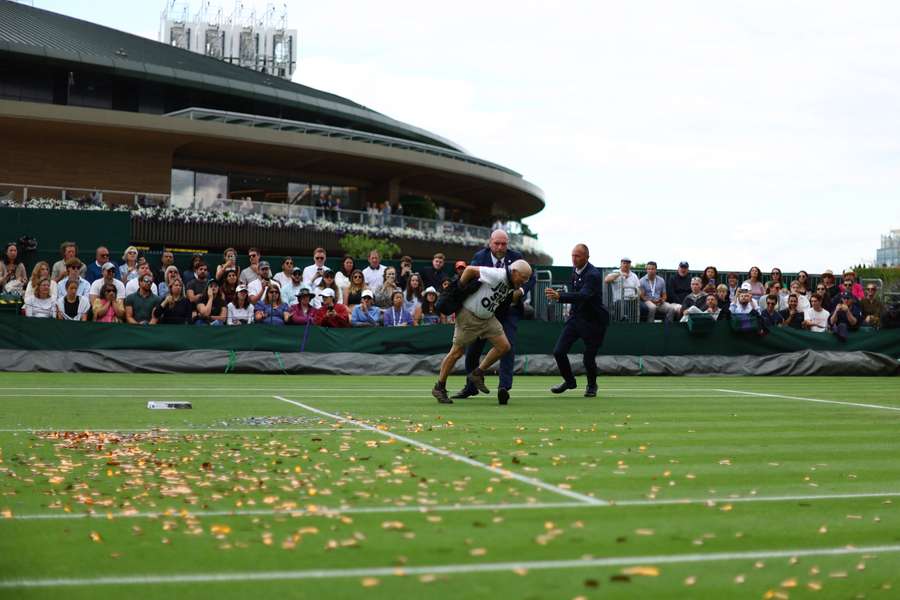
462, 267, 512, 319
804, 307, 830, 332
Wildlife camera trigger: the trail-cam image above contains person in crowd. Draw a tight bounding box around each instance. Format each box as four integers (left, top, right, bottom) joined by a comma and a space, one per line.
362, 249, 386, 292
704, 294, 722, 319
181, 253, 204, 286
302, 247, 328, 285
124, 275, 160, 325
56, 278, 90, 321
861, 283, 883, 328
702, 283, 717, 297
795, 270, 811, 296
314, 288, 350, 328
403, 272, 424, 315
335, 255, 355, 295
194, 278, 227, 326
119, 246, 140, 283
91, 283, 125, 323
724, 272, 740, 303
279, 267, 304, 305
1, 242, 27, 294
415, 287, 444, 325
421, 253, 447, 290
639, 261, 676, 322
604, 257, 640, 302
743, 266, 765, 300
396, 255, 413, 290
254, 283, 289, 326
829, 292, 862, 341
158, 265, 180, 299
23, 278, 56, 318
273, 256, 296, 288
453, 260, 467, 279
216, 267, 237, 302
779, 293, 805, 329
434, 259, 533, 404
89, 262, 126, 302
715, 284, 732, 320
215, 248, 238, 281
374, 266, 402, 308
351, 290, 382, 327
85, 246, 112, 283
156, 250, 175, 285
51, 241, 85, 282
765, 281, 787, 310
154, 279, 192, 325
287, 286, 315, 325
680, 277, 708, 312
440, 277, 452, 292
821, 271, 840, 307
344, 269, 366, 309
63, 259, 91, 299
124, 262, 159, 296
680, 292, 722, 322
25, 261, 59, 302
701, 266, 719, 288
383, 290, 414, 327
240, 247, 262, 285
758, 294, 785, 329
839, 271, 864, 300
787, 280, 810, 311
181, 261, 209, 303
313, 269, 343, 307
803, 293, 830, 333
666, 261, 693, 307
544, 244, 607, 399
730, 283, 758, 314
768, 267, 784, 290
226, 285, 254, 325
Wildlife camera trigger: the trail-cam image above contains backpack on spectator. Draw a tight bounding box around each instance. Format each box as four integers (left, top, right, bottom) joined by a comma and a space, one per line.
436, 277, 480, 316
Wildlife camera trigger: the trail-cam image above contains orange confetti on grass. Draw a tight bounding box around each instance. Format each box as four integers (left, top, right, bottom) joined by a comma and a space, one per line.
0, 509, 11, 519
684, 576, 697, 586
89, 531, 102, 543
621, 566, 660, 577
210, 524, 232, 536
470, 547, 487, 556
635, 528, 655, 536
361, 577, 380, 587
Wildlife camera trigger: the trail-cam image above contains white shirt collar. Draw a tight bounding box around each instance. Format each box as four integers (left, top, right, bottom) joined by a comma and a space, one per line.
490, 254, 504, 266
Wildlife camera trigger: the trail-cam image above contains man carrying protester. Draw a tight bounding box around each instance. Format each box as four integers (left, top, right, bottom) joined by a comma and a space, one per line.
545, 244, 609, 398
433, 259, 533, 405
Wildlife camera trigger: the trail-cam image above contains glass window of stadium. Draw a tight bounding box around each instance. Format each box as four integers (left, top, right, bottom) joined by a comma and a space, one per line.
170, 169, 227, 209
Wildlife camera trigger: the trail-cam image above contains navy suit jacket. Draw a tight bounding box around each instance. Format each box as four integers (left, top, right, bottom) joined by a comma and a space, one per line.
557, 262, 609, 325
470, 247, 535, 321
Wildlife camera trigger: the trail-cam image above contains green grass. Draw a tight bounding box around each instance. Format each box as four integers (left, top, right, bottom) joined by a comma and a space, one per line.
1, 373, 899, 599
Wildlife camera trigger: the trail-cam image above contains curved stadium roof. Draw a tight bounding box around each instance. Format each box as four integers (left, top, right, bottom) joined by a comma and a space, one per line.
0, 0, 464, 151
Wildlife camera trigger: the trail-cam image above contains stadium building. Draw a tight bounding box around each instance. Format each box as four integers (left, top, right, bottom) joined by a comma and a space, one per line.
0, 1, 548, 263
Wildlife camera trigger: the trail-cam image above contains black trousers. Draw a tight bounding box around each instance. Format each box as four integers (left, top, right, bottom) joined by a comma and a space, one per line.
552, 318, 607, 386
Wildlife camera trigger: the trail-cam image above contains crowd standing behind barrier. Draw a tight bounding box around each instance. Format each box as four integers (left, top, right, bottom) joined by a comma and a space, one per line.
3, 239, 897, 339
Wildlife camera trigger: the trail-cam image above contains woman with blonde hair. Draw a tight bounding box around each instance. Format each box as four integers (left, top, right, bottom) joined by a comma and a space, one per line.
157, 265, 181, 298
216, 247, 239, 281
154, 279, 192, 325
344, 269, 366, 309
24, 261, 58, 302
119, 246, 140, 282
24, 278, 55, 318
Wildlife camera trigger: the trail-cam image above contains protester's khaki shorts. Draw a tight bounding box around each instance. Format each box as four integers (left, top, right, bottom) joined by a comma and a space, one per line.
452, 308, 504, 347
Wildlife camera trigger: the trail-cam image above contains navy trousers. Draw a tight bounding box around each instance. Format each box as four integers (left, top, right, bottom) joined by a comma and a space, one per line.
463, 315, 518, 391
552, 319, 606, 386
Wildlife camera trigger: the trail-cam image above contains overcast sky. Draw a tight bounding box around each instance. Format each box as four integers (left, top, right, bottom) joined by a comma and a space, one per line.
32, 0, 900, 270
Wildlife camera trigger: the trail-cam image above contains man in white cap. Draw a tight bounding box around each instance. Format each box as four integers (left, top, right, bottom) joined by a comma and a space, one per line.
433, 259, 533, 405
89, 262, 126, 302
351, 290, 382, 326
730, 282, 759, 314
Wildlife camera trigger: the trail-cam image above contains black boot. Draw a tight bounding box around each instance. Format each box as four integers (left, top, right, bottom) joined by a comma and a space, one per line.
432, 382, 452, 404
467, 368, 490, 394
551, 380, 577, 394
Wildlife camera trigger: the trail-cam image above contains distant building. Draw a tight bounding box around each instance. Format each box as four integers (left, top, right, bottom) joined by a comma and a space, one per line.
875, 229, 900, 267
160, 1, 297, 80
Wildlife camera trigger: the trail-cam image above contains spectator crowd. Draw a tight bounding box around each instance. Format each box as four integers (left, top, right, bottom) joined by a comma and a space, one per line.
2, 240, 893, 340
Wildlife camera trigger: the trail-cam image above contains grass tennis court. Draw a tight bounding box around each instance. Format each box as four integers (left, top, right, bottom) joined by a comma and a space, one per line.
1, 373, 899, 599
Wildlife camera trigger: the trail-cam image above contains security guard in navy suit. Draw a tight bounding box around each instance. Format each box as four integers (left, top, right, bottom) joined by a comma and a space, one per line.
545, 243, 609, 397
452, 229, 536, 404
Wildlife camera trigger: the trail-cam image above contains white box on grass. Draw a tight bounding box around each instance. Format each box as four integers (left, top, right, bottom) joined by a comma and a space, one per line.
147, 401, 193, 410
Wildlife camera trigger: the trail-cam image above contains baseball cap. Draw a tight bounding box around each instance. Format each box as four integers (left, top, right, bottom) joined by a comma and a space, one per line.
297, 285, 312, 296
361, 289, 374, 299
423, 286, 438, 296
740, 282, 752, 291
292, 266, 302, 274
140, 275, 153, 284
258, 261, 270, 269
321, 267, 334, 276
319, 288, 335, 298
455, 260, 466, 270
102, 262, 116, 271
679, 261, 689, 268
207, 278, 219, 286
236, 284, 248, 293
841, 291, 853, 300
621, 257, 631, 263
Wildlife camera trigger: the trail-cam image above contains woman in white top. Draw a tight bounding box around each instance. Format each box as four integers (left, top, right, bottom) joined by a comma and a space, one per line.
788, 280, 810, 311
227, 285, 254, 325
119, 246, 140, 283
24, 261, 58, 302
334, 255, 355, 298
24, 278, 56, 318
56, 279, 90, 321
403, 272, 424, 315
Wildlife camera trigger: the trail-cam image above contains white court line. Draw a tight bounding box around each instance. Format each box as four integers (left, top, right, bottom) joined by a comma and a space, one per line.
717, 389, 900, 413
0, 428, 362, 433
0, 393, 741, 399
0, 387, 716, 393
273, 395, 606, 506
7, 491, 900, 522
3, 543, 900, 588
